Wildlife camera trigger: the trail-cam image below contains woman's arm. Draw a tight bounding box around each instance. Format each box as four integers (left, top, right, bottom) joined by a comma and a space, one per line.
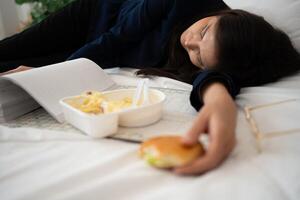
174, 82, 237, 175
68, 0, 173, 65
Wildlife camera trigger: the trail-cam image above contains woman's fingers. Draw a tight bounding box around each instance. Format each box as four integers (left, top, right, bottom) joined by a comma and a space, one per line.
0, 65, 32, 76
0, 71, 14, 76
175, 116, 236, 175
174, 136, 224, 175
181, 109, 208, 145
174, 135, 234, 175
16, 65, 33, 71
173, 154, 219, 175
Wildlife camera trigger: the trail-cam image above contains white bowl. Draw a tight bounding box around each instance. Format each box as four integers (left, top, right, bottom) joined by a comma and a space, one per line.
102, 89, 166, 127
59, 88, 165, 137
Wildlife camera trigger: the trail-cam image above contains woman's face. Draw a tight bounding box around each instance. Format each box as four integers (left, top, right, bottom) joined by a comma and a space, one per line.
180, 16, 219, 69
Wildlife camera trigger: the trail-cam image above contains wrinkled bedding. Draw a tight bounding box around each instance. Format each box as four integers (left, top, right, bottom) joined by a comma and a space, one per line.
0, 68, 299, 200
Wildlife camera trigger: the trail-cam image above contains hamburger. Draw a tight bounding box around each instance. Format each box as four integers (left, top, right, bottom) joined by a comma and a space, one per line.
139, 135, 204, 168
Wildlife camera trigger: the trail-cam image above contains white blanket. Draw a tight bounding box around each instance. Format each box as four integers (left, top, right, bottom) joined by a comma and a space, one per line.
0, 69, 300, 200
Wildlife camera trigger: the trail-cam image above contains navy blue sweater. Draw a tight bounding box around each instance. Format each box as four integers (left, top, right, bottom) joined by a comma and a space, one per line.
69, 0, 240, 110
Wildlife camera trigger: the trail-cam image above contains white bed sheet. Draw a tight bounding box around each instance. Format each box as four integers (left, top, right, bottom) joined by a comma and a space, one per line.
0, 68, 300, 200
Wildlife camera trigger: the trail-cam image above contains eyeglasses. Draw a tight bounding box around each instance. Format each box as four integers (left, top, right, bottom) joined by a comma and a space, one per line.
243, 98, 300, 153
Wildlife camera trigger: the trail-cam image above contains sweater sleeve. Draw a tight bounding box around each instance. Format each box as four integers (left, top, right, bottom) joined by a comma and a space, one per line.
190, 70, 240, 111
68, 0, 173, 66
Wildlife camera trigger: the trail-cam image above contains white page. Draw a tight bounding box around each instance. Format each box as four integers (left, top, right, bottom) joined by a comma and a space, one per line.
0, 79, 33, 107
1, 58, 116, 122
0, 99, 40, 122
0, 79, 40, 122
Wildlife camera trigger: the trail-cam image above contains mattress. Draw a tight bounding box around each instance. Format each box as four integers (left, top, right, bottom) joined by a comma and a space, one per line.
0, 68, 300, 200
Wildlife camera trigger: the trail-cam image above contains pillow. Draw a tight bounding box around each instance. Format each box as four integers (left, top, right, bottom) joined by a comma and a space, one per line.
223, 0, 300, 53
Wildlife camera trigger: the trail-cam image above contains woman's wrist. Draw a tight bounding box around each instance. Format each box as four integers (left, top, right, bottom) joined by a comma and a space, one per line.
201, 82, 233, 105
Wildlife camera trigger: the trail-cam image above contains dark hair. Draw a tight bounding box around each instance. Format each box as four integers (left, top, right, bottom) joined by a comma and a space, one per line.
215, 9, 300, 86
137, 9, 300, 86
136, 14, 204, 84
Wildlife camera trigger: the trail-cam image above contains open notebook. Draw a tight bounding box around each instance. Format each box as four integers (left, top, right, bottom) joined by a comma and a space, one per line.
0, 58, 117, 123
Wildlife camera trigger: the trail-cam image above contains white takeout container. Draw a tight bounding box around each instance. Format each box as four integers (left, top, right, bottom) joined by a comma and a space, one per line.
59, 88, 166, 138
59, 97, 118, 138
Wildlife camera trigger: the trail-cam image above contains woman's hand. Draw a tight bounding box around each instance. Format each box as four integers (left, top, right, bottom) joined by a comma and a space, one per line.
0, 65, 33, 76
174, 82, 237, 175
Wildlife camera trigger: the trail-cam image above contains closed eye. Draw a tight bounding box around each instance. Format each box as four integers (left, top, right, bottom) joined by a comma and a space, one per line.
200, 24, 209, 39
198, 25, 210, 67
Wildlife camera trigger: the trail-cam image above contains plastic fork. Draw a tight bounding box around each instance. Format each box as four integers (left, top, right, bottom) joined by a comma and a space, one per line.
132, 78, 150, 107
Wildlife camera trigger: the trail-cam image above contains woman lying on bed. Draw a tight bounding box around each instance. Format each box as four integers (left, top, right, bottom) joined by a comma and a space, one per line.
0, 0, 300, 175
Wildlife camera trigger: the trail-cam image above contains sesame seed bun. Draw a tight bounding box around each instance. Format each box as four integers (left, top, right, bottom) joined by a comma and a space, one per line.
139, 136, 204, 168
